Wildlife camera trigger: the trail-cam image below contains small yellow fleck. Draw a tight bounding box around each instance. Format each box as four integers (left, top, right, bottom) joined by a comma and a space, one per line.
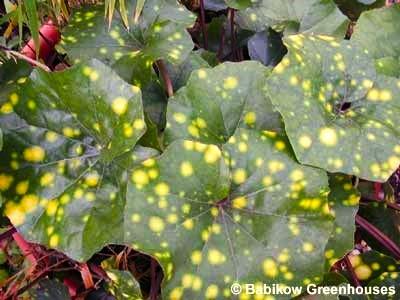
244, 112, 256, 125
319, 127, 338, 147
154, 182, 170, 196
0, 174, 13, 191
180, 161, 193, 177
263, 258, 278, 278
233, 168, 247, 184
23, 146, 45, 162
232, 196, 247, 209
302, 242, 314, 252
148, 216, 165, 233
111, 97, 128, 115
298, 135, 312, 149
40, 172, 55, 186
191, 250, 202, 265
132, 170, 149, 186
223, 76, 238, 89
16, 181, 29, 195
85, 172, 100, 187
204, 145, 221, 164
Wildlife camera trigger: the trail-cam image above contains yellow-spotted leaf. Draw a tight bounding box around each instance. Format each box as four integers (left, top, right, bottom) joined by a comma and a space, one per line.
352, 5, 400, 77
236, 0, 349, 37
324, 174, 360, 270
126, 129, 334, 299
267, 34, 400, 182
165, 61, 283, 145
0, 59, 159, 260
61, 0, 196, 66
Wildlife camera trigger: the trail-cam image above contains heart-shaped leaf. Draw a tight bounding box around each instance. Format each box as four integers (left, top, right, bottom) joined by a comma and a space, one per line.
351, 5, 400, 76
236, 0, 349, 37
0, 59, 159, 260
165, 61, 283, 145
126, 133, 332, 298
267, 34, 400, 182
61, 0, 196, 65
123, 61, 339, 299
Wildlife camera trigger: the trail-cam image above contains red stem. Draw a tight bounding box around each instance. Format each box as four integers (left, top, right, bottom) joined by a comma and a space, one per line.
229, 8, 236, 61
12, 230, 37, 265
199, 0, 208, 49
344, 255, 361, 286
355, 215, 400, 260
155, 59, 173, 97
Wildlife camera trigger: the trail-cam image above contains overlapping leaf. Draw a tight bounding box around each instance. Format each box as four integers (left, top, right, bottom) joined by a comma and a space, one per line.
0, 59, 159, 260
61, 0, 196, 65
325, 174, 360, 269
267, 34, 400, 182
122, 62, 340, 299
352, 5, 400, 77
165, 61, 283, 144
236, 0, 349, 37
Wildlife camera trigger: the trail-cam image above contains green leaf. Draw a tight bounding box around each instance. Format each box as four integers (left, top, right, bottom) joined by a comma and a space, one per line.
164, 51, 212, 91
237, 0, 349, 37
368, 272, 400, 300
24, 0, 40, 57
347, 251, 399, 284
334, 0, 385, 20
106, 269, 143, 299
267, 34, 400, 182
28, 278, 70, 300
358, 201, 400, 258
325, 174, 360, 269
123, 61, 341, 298
352, 5, 400, 76
165, 61, 283, 145
247, 29, 287, 66
61, 1, 196, 65
0, 59, 160, 260
112, 52, 167, 127
102, 258, 143, 299
126, 128, 333, 298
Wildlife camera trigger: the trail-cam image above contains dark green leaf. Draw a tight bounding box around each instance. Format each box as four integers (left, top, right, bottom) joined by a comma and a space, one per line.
325, 174, 360, 270
352, 5, 400, 76
61, 1, 196, 65
267, 34, 400, 182
165, 61, 283, 145
29, 279, 70, 300
247, 29, 287, 66
0, 59, 159, 260
237, 0, 349, 37
126, 131, 332, 298
358, 201, 400, 258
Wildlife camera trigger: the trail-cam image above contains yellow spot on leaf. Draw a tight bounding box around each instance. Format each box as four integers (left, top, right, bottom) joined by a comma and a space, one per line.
180, 161, 193, 177
223, 76, 238, 89
0, 174, 13, 191
298, 135, 312, 149
233, 168, 247, 184
263, 258, 278, 278
149, 216, 165, 233
319, 127, 338, 147
24, 146, 45, 162
232, 196, 247, 209
111, 97, 128, 115
155, 182, 170, 196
